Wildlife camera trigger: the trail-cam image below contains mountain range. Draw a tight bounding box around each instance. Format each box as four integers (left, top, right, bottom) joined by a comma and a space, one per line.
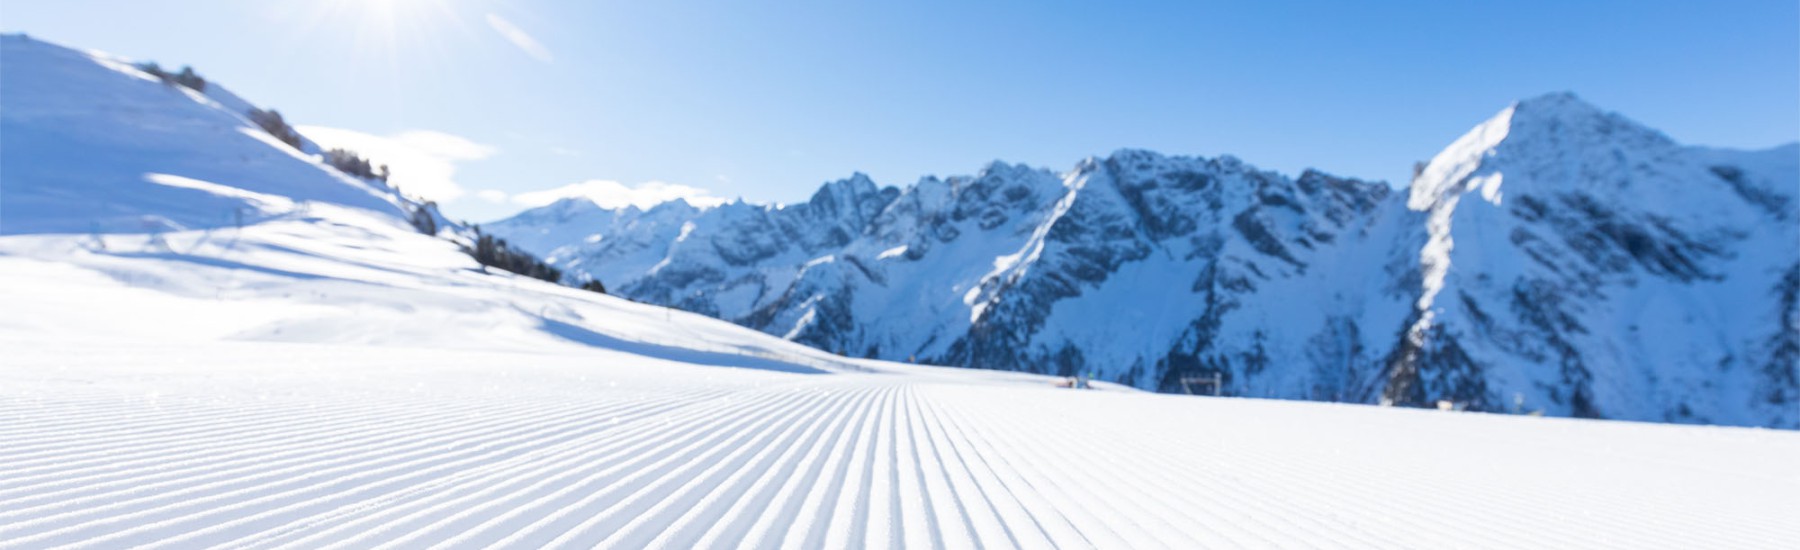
490, 93, 1800, 428
4, 30, 1797, 546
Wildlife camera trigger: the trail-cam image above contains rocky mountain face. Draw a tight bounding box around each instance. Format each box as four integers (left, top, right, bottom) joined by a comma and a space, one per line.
1385, 93, 1798, 427
489, 94, 1799, 428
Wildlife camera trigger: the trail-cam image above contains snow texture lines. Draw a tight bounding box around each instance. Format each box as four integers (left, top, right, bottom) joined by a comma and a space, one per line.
2, 342, 1798, 548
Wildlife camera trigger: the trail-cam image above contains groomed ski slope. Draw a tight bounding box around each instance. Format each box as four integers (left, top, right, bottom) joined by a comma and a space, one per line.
1, 217, 1796, 548
2, 32, 1798, 548
4, 337, 1800, 549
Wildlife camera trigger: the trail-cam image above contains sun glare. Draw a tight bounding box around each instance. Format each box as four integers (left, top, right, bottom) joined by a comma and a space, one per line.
277, 0, 465, 69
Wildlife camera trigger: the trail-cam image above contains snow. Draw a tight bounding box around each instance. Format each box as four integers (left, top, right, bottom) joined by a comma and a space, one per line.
1396, 92, 1800, 424
489, 102, 1796, 424
1408, 103, 1515, 317
644, 221, 701, 276
0, 36, 404, 236
4, 333, 1799, 547
783, 304, 819, 340
5, 34, 1799, 546
477, 198, 616, 260
967, 167, 1087, 320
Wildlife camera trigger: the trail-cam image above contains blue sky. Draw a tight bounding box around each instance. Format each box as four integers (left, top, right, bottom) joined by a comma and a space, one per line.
5, 1, 1797, 221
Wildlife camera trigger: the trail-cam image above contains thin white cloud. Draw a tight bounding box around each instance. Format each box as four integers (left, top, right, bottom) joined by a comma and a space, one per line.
475, 189, 511, 204
297, 126, 495, 204
512, 180, 726, 210
485, 13, 553, 63
391, 130, 496, 161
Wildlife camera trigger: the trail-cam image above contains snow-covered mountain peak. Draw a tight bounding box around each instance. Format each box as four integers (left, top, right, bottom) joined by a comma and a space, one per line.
1410, 92, 1691, 211
482, 92, 1795, 428
805, 172, 891, 212
972, 159, 1040, 179
1510, 90, 1598, 117
1097, 148, 1189, 174
1384, 92, 1798, 426
1504, 92, 1666, 141
1504, 92, 1681, 167
526, 196, 609, 221
1408, 101, 1515, 210
812, 171, 877, 193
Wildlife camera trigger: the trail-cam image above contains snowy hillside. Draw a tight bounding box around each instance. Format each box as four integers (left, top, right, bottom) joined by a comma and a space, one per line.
0, 32, 863, 370
493, 94, 1799, 428
3, 34, 1799, 547
0, 36, 414, 236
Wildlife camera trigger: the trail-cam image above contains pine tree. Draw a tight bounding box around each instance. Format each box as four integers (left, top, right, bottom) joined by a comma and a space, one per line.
249, 108, 303, 149
174, 66, 205, 92
408, 202, 438, 235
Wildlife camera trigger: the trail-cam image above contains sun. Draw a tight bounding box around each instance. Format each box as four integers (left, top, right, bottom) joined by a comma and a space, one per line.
346, 0, 430, 23
276, 0, 465, 68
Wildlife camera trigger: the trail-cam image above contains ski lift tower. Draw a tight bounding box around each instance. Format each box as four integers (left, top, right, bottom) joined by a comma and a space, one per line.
1179, 373, 1223, 397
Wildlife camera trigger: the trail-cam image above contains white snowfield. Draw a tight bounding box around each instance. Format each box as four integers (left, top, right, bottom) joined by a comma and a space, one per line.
2, 230, 1796, 549
4, 334, 1800, 549
3, 33, 1799, 548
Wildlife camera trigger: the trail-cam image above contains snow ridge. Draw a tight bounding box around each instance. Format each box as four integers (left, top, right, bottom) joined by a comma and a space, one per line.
493, 93, 1799, 428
